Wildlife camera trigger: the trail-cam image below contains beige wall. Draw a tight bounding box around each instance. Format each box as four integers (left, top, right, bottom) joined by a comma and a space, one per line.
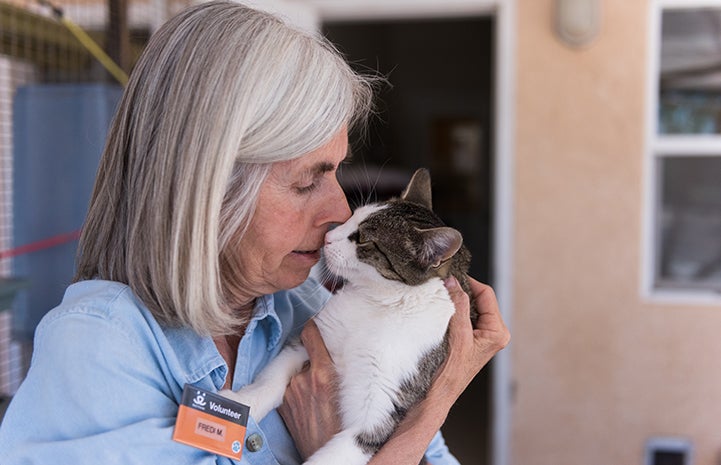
512, 0, 721, 463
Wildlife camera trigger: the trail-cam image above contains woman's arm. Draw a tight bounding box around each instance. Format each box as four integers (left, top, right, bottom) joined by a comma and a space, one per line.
278, 276, 510, 463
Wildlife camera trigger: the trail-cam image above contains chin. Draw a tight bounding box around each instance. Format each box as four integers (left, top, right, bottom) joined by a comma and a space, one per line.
281, 270, 313, 291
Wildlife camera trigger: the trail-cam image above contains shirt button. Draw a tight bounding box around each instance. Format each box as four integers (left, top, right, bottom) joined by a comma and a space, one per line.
245, 433, 264, 452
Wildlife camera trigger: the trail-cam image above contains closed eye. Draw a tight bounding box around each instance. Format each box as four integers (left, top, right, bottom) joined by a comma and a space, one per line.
348, 230, 373, 245
295, 182, 318, 194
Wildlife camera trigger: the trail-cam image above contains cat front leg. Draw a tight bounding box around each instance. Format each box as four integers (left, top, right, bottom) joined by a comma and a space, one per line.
221, 341, 308, 421
303, 430, 373, 465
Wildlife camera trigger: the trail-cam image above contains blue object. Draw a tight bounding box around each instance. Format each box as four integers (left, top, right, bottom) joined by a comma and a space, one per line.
12, 83, 122, 340
0, 279, 460, 464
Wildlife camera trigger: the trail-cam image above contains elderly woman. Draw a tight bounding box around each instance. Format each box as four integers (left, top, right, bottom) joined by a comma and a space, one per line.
0, 2, 509, 464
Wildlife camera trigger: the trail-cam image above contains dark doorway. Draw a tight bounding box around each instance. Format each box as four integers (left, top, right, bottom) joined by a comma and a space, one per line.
323, 16, 495, 465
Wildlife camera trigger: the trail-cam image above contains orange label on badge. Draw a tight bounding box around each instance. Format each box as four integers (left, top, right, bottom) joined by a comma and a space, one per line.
173, 385, 250, 460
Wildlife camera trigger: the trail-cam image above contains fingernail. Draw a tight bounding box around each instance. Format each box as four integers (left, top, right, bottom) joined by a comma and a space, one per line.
444, 276, 458, 289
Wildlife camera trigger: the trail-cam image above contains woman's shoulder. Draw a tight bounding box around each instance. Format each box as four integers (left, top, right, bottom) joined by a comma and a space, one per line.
0, 282, 216, 463
39, 279, 140, 321
33, 280, 155, 352
28, 279, 196, 396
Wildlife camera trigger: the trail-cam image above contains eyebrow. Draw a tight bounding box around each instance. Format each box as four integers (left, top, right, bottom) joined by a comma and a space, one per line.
307, 144, 353, 176
313, 162, 336, 175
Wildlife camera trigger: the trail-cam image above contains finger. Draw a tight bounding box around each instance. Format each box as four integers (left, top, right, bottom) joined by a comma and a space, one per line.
301, 320, 333, 366
443, 277, 474, 353
467, 278, 511, 349
444, 276, 471, 321
468, 278, 499, 318
467, 276, 493, 299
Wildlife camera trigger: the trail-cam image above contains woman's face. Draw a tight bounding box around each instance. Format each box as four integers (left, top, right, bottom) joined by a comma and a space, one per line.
236, 129, 351, 300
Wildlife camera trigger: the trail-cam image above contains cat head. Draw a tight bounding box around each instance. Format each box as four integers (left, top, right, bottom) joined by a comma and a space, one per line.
323, 168, 471, 287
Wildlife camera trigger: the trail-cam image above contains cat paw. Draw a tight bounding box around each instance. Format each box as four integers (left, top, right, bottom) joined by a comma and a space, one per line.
303, 434, 373, 465
219, 386, 273, 421
218, 388, 247, 405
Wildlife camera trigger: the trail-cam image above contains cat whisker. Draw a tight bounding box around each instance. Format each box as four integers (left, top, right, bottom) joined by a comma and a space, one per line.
320, 263, 347, 294
367, 160, 391, 206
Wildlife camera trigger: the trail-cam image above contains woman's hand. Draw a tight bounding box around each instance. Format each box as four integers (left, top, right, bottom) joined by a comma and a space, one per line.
277, 321, 341, 460
436, 276, 510, 397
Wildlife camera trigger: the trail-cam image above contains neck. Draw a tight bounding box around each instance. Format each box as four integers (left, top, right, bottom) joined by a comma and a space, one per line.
235, 299, 256, 317
214, 333, 242, 390
345, 277, 444, 304
214, 300, 255, 390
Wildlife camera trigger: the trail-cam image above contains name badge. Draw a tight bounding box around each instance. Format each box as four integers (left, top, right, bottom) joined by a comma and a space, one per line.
173, 384, 250, 460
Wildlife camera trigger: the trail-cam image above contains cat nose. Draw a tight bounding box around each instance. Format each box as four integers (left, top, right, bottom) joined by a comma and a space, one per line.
324, 224, 342, 245
325, 233, 340, 246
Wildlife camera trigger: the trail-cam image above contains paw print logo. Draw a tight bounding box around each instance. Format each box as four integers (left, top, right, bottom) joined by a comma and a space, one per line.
192, 391, 207, 409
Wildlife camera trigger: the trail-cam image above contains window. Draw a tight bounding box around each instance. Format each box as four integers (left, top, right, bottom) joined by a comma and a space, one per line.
647, 3, 721, 297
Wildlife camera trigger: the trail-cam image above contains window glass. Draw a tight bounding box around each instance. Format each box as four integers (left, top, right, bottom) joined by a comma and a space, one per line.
659, 9, 721, 134
656, 156, 721, 291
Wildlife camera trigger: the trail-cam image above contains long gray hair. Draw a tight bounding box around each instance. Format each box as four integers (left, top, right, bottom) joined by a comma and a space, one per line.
75, 1, 376, 336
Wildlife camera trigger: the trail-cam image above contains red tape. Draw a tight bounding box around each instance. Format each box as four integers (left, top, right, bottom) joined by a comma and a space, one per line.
0, 230, 81, 260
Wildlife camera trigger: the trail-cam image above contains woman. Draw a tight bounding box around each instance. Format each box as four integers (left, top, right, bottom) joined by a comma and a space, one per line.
0, 2, 509, 464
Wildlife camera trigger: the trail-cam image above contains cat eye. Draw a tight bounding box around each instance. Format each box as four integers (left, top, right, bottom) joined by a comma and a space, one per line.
348, 230, 372, 245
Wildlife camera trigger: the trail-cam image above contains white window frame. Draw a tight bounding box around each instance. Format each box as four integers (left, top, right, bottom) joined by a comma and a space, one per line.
643, 0, 721, 303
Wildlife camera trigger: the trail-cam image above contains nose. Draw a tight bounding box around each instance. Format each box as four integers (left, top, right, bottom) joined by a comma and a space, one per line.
323, 179, 351, 226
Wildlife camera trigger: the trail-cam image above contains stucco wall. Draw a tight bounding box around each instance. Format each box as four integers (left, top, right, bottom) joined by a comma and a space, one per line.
512, 1, 721, 463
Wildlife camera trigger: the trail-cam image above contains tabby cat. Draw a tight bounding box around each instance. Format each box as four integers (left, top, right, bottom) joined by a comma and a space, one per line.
222, 168, 476, 465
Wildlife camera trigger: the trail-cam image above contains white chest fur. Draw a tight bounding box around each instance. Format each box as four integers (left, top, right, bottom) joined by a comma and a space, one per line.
314, 279, 454, 427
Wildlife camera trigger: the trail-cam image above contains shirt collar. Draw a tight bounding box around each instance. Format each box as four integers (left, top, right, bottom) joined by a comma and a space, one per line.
247, 293, 283, 351
161, 325, 227, 390
160, 293, 283, 391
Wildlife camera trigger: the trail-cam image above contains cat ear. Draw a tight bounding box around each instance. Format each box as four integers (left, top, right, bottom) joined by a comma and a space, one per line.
417, 227, 463, 268
401, 168, 433, 210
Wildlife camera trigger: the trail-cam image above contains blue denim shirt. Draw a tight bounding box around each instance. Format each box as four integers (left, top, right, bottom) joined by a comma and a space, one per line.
0, 279, 459, 465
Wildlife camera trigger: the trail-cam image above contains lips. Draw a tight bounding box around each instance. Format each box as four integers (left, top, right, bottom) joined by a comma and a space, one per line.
291, 237, 325, 262
293, 249, 319, 255
293, 239, 324, 256
291, 246, 323, 261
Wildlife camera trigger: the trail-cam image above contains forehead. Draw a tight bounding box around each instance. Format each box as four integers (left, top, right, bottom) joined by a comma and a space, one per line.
274, 130, 349, 175
330, 204, 384, 237
353, 204, 386, 223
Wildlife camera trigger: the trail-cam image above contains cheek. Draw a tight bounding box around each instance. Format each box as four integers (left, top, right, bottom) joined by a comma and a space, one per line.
356, 243, 404, 282
256, 228, 299, 268
250, 205, 303, 251
236, 217, 289, 273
